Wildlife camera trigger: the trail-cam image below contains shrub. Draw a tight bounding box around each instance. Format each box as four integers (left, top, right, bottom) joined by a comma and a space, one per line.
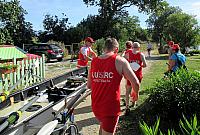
140, 114, 200, 135
148, 69, 200, 122
0, 63, 18, 70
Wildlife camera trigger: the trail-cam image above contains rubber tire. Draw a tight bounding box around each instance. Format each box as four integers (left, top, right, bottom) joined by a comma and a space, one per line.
57, 58, 63, 62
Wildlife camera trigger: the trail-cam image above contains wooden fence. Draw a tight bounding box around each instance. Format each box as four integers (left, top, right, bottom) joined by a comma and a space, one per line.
0, 55, 45, 93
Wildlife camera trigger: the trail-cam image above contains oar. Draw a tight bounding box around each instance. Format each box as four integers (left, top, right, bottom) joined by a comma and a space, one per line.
37, 120, 58, 135
63, 88, 90, 121
0, 90, 46, 133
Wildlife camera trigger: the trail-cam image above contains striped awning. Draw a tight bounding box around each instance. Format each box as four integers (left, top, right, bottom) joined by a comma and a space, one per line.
0, 45, 27, 61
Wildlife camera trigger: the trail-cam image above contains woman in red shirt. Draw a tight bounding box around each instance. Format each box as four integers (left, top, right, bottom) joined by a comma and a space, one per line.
87, 38, 140, 135
121, 41, 133, 57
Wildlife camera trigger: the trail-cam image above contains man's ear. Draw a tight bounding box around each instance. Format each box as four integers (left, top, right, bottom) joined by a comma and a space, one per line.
114, 47, 119, 53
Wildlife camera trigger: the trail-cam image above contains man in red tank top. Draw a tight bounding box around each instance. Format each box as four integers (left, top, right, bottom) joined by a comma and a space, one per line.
87, 38, 140, 135
124, 42, 147, 115
77, 37, 97, 68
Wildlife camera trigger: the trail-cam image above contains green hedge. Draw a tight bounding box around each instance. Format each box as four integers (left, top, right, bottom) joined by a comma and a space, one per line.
148, 69, 200, 121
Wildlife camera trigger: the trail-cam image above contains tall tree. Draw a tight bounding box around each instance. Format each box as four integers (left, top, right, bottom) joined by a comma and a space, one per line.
146, 1, 182, 43
0, 0, 34, 46
116, 16, 141, 40
83, 0, 164, 37
42, 14, 69, 42
77, 15, 107, 39
164, 13, 200, 51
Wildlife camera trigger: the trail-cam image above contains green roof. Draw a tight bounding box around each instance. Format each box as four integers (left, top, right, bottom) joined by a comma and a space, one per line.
0, 46, 27, 60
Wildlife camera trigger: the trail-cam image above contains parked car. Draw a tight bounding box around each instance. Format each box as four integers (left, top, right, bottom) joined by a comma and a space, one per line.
158, 44, 169, 54
15, 46, 41, 60
28, 43, 64, 62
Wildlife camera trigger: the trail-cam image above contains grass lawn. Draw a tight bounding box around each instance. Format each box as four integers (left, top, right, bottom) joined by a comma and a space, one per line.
185, 54, 200, 71
117, 53, 200, 135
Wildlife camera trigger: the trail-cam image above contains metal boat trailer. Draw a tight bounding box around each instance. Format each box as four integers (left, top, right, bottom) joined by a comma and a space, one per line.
0, 67, 89, 135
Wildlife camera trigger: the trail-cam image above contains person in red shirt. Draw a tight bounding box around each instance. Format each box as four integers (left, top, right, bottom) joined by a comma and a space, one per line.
124, 42, 147, 115
77, 37, 97, 68
87, 38, 140, 135
121, 41, 133, 57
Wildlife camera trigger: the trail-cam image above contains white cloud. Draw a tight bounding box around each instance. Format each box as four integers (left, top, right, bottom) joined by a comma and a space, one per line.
176, 1, 200, 21
191, 2, 200, 8
190, 2, 200, 19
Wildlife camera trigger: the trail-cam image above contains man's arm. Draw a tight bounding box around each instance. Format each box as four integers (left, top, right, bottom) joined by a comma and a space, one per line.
124, 52, 129, 60
82, 48, 97, 61
87, 67, 92, 89
168, 55, 176, 71
168, 59, 175, 71
90, 48, 97, 58
140, 53, 147, 68
84, 55, 92, 61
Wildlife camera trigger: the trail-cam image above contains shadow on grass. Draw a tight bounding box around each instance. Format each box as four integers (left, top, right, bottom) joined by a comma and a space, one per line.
146, 55, 168, 61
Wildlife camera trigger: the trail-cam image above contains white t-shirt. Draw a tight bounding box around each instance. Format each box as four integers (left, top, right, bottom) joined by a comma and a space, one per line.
81, 46, 90, 55
147, 43, 152, 49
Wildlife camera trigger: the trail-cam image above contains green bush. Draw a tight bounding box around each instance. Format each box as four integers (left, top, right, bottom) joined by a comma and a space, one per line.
148, 69, 200, 121
140, 114, 200, 135
0, 64, 18, 69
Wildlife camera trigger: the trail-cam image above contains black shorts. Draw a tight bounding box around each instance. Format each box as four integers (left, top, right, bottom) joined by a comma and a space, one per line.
147, 48, 151, 51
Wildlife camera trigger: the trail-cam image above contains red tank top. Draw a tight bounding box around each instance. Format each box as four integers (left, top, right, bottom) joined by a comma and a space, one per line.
90, 54, 122, 116
125, 48, 132, 53
126, 50, 143, 80
77, 46, 91, 67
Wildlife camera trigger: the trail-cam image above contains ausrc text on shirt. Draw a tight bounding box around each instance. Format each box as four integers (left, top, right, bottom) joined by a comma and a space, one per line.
92, 72, 113, 79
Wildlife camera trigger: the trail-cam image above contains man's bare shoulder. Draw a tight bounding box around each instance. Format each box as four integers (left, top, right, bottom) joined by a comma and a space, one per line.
116, 55, 126, 62
116, 55, 128, 66
140, 52, 146, 57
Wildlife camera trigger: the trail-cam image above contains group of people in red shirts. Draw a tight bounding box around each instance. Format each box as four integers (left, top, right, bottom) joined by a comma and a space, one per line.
122, 41, 147, 115
77, 37, 147, 135
77, 36, 186, 134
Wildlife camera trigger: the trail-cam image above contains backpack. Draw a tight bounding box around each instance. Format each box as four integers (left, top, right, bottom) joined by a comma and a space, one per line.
174, 53, 187, 70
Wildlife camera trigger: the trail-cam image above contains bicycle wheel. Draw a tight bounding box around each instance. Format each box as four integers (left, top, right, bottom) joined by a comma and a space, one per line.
64, 123, 79, 135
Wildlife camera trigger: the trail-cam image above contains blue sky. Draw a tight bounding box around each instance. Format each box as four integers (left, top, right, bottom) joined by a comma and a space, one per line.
19, 0, 200, 31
